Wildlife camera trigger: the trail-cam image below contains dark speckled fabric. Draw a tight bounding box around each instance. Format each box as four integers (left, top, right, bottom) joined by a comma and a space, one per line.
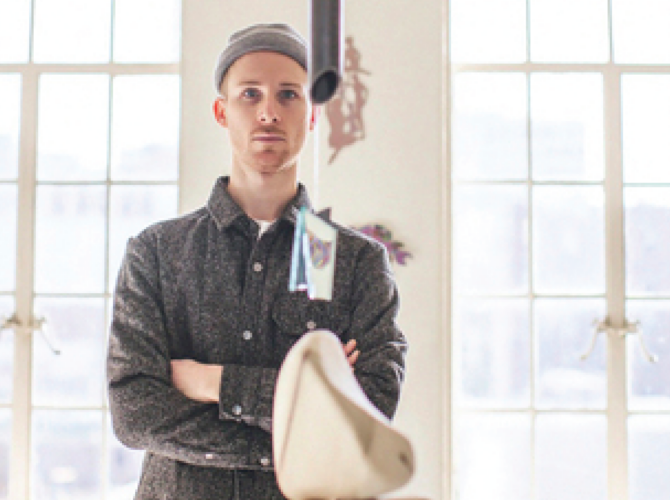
107, 176, 407, 499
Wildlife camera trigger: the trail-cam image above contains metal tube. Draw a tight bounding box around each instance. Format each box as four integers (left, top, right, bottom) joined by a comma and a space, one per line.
309, 0, 344, 104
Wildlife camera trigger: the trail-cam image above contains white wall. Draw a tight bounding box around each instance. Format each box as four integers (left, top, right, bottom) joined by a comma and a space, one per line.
181, 2, 449, 499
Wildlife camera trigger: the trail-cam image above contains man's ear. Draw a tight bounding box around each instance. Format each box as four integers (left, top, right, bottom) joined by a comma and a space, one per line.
309, 104, 322, 131
213, 97, 228, 128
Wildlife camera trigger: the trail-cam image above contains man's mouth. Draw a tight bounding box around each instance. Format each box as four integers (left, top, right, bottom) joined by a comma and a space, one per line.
253, 135, 285, 142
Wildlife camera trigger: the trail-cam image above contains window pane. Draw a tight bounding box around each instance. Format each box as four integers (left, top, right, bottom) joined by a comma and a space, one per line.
626, 300, 670, 411
613, 0, 670, 64
114, 0, 181, 63
530, 0, 609, 63
0, 75, 22, 180
625, 188, 670, 295
0, 0, 31, 63
0, 410, 10, 500
33, 0, 111, 63
111, 76, 180, 181
535, 299, 607, 409
32, 298, 105, 407
450, 0, 526, 63
455, 413, 531, 500
455, 299, 530, 408
622, 75, 670, 183
535, 414, 607, 500
629, 416, 670, 500
0, 296, 14, 404
35, 186, 107, 294
32, 410, 102, 500
109, 185, 178, 291
0, 187, 17, 292
533, 186, 605, 294
531, 74, 604, 181
107, 419, 142, 498
454, 185, 528, 294
452, 73, 528, 180
37, 75, 110, 182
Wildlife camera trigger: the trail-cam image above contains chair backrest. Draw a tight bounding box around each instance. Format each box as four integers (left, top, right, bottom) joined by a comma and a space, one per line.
273, 330, 415, 500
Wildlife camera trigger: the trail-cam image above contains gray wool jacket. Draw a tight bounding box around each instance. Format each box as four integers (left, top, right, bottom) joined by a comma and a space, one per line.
107, 177, 408, 498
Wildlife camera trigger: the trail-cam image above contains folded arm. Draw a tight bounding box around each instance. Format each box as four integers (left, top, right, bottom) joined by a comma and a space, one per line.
107, 234, 253, 466
348, 242, 408, 420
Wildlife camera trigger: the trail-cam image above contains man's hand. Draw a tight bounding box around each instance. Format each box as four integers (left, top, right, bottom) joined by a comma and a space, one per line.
344, 339, 360, 369
170, 359, 223, 403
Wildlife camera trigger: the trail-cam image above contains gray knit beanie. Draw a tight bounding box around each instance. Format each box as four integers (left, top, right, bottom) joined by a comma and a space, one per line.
214, 23, 308, 94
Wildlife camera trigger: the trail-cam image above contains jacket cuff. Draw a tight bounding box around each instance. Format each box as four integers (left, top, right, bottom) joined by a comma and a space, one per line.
218, 364, 277, 433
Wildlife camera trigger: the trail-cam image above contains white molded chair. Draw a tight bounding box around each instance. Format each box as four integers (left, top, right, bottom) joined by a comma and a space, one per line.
273, 330, 415, 500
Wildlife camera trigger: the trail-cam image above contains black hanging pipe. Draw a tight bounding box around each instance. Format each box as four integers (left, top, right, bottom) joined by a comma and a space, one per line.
309, 0, 344, 104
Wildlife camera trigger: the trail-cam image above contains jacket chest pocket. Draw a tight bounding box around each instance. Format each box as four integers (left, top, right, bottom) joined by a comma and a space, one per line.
271, 294, 351, 360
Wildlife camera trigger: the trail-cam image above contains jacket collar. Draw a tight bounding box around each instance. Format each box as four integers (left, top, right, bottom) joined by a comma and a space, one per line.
207, 176, 312, 230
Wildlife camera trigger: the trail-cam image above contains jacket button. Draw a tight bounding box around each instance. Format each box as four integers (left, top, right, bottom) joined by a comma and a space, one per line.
232, 404, 242, 416
253, 262, 263, 272
242, 330, 253, 340
260, 457, 271, 467
306, 320, 316, 330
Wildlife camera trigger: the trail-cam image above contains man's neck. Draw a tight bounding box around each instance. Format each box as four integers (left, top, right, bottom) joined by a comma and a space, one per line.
227, 166, 298, 221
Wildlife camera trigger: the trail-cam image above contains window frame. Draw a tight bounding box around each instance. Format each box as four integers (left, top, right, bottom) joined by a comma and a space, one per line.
0, 2, 181, 498
447, 1, 670, 499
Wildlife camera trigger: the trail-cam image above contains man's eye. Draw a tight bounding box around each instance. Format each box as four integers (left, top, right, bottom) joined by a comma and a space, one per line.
242, 89, 260, 99
279, 90, 299, 100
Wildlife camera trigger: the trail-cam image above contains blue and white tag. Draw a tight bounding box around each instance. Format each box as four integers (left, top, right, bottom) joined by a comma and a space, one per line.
289, 207, 337, 301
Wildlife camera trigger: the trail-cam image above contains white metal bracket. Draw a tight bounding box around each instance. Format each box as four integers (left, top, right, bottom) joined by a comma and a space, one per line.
581, 317, 657, 363
0, 313, 60, 355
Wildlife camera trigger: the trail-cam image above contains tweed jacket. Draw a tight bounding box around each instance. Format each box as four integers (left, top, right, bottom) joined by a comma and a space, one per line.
107, 177, 407, 495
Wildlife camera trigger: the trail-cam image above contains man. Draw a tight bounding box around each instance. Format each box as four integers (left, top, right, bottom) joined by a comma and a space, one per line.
107, 23, 407, 500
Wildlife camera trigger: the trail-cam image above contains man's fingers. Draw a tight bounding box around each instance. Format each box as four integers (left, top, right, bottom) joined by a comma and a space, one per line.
343, 339, 356, 355
348, 349, 360, 366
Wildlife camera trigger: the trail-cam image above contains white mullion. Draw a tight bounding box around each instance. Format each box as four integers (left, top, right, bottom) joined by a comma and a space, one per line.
456, 179, 605, 186
526, 69, 538, 500
603, 64, 628, 500
627, 294, 670, 301
35, 180, 179, 186
31, 404, 108, 411
27, 292, 109, 299
28, 0, 35, 63
459, 408, 609, 415
9, 66, 39, 500
625, 182, 670, 188
443, 0, 453, 498
451, 63, 670, 74
101, 12, 115, 489
458, 293, 607, 300
0, 63, 180, 75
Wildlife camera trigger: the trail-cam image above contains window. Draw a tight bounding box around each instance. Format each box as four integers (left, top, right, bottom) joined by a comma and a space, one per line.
450, 0, 670, 499
0, 1, 181, 498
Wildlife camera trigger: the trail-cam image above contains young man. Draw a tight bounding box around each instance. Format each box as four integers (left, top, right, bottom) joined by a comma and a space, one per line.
107, 23, 407, 500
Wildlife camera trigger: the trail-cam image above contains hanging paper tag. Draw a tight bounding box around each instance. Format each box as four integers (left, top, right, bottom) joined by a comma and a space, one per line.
289, 207, 309, 292
289, 207, 337, 301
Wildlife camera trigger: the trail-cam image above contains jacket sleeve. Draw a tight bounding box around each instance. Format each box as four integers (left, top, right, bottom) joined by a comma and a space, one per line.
349, 242, 408, 420
217, 364, 276, 433
107, 234, 255, 467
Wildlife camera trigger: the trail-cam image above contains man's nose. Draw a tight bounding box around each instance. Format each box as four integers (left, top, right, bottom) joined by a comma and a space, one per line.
258, 99, 280, 123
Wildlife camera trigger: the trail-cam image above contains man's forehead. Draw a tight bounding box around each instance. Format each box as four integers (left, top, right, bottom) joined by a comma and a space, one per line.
232, 80, 304, 88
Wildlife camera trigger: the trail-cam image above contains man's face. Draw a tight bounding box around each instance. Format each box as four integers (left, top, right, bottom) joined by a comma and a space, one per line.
214, 51, 315, 176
